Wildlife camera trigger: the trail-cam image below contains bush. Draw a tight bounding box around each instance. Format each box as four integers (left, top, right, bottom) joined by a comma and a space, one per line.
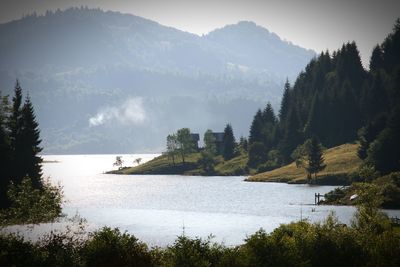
162, 235, 228, 267
0, 176, 63, 225
81, 227, 153, 267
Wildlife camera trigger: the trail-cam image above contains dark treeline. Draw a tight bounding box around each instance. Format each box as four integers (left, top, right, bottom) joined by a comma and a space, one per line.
0, 81, 43, 208
248, 19, 400, 175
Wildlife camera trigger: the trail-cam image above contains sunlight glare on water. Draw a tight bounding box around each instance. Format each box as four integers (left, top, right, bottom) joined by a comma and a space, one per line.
18, 154, 397, 246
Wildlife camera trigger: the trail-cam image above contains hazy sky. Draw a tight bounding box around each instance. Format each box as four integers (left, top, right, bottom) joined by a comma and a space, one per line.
1, 0, 399, 67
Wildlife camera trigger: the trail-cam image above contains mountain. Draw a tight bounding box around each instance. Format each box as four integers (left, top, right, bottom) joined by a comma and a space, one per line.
0, 7, 315, 154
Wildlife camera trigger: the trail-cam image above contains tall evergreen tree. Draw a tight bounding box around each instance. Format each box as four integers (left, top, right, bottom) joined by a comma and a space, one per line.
8, 80, 24, 184
249, 109, 263, 145
306, 136, 326, 182
222, 124, 235, 160
279, 79, 291, 123
19, 95, 43, 188
261, 102, 277, 150
369, 45, 384, 72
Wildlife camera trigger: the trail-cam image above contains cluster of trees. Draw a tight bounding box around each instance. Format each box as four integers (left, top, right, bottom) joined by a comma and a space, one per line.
356, 20, 400, 175
165, 124, 242, 173
166, 128, 196, 164
247, 19, 400, 176
0, 81, 43, 208
2, 184, 399, 266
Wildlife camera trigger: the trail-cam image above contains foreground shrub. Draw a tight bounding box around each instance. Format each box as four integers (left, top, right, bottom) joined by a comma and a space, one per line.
162, 235, 226, 267
0, 176, 63, 225
81, 227, 153, 267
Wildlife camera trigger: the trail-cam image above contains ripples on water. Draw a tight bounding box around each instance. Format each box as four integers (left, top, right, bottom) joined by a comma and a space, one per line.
5, 154, 400, 246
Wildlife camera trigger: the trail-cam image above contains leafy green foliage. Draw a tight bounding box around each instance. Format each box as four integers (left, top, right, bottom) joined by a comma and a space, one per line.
0, 176, 63, 225
1, 204, 400, 267
198, 150, 216, 175
176, 128, 196, 163
82, 227, 153, 267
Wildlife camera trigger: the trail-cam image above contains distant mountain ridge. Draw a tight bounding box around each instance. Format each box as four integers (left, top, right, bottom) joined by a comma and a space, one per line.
0, 7, 315, 153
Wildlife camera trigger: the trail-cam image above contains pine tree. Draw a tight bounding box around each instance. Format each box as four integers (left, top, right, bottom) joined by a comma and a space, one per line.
249, 109, 263, 145
369, 45, 384, 72
8, 80, 24, 184
279, 79, 291, 123
20, 95, 43, 189
222, 124, 235, 160
306, 136, 326, 182
261, 102, 278, 150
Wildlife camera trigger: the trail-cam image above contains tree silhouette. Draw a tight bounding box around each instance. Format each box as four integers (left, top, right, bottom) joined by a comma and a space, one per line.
222, 124, 235, 160
20, 95, 43, 189
306, 136, 326, 182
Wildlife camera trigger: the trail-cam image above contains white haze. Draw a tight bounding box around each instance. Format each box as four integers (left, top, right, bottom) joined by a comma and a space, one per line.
89, 97, 146, 127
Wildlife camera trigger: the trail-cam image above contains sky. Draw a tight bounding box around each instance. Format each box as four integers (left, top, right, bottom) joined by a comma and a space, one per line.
0, 0, 399, 67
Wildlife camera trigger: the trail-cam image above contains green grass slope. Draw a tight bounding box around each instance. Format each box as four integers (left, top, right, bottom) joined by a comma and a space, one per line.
109, 151, 250, 176
247, 143, 362, 184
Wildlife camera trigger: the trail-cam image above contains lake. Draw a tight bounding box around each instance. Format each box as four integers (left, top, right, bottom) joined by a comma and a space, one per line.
6, 154, 400, 247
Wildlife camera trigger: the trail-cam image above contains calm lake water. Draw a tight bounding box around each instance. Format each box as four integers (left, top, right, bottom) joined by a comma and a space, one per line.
7, 154, 400, 246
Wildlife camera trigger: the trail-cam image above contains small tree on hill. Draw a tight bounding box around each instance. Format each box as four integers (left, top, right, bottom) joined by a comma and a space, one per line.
167, 134, 178, 165
306, 136, 326, 183
113, 156, 123, 170
134, 157, 142, 166
176, 128, 194, 163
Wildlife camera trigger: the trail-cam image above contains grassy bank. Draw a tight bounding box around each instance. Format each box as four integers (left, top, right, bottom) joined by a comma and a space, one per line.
108, 151, 251, 176
247, 143, 362, 185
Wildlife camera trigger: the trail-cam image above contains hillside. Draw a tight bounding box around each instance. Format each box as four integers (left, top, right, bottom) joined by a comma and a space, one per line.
247, 143, 362, 184
0, 7, 315, 154
109, 151, 250, 176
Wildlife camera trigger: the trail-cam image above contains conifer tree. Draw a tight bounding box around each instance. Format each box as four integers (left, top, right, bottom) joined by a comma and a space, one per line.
369, 45, 384, 72
279, 79, 291, 123
20, 95, 43, 189
249, 109, 263, 145
8, 80, 24, 184
222, 124, 235, 160
306, 136, 326, 182
261, 102, 278, 150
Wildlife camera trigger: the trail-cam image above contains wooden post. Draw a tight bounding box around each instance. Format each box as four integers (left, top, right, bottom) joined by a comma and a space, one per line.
315, 193, 322, 205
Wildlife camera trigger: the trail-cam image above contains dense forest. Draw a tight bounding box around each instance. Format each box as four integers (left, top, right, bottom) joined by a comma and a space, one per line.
247, 19, 400, 176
